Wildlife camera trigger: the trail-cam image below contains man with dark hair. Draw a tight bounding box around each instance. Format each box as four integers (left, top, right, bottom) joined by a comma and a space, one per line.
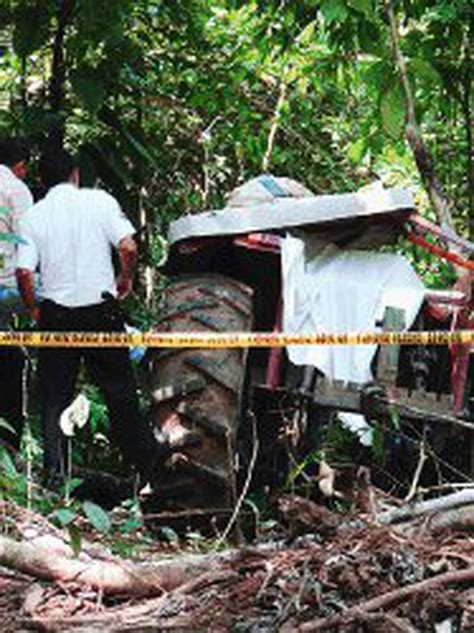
0, 137, 33, 451
15, 149, 174, 486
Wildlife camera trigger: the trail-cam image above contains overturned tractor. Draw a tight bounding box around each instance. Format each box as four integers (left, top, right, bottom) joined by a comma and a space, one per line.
144, 176, 473, 524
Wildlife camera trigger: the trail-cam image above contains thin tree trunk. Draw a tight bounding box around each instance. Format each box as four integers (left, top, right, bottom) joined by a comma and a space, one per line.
48, 0, 75, 148
262, 81, 288, 173
383, 0, 456, 233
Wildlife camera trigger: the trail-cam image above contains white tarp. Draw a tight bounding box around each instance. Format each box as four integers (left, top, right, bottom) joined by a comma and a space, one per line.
281, 235, 426, 384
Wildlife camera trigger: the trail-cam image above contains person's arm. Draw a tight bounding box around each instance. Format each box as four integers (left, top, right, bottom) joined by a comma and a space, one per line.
16, 268, 39, 321
116, 235, 138, 300
15, 215, 39, 320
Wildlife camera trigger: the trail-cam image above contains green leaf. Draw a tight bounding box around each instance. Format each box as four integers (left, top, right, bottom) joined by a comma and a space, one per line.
0, 447, 18, 478
68, 524, 82, 557
380, 85, 405, 139
160, 526, 179, 544
0, 418, 17, 435
321, 0, 349, 24
410, 59, 441, 85
52, 507, 76, 527
372, 425, 385, 465
388, 404, 401, 431
120, 516, 143, 534
82, 500, 111, 533
347, 138, 366, 164
71, 75, 105, 114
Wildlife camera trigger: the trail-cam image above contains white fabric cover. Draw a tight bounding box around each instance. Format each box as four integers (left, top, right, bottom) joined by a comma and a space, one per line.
281, 235, 426, 384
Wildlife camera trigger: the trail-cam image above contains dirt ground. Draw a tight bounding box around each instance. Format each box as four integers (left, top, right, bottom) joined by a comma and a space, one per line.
3, 501, 474, 632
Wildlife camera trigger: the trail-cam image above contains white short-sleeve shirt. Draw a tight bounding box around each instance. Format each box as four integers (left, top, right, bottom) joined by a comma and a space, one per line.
17, 183, 135, 307
0, 164, 34, 287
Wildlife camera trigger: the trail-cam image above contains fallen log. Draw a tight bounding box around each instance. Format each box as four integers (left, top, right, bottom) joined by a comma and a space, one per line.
378, 490, 474, 525
301, 566, 474, 632
0, 533, 237, 597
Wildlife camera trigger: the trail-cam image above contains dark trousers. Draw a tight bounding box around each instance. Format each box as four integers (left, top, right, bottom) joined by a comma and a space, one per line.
0, 346, 26, 451
38, 299, 158, 481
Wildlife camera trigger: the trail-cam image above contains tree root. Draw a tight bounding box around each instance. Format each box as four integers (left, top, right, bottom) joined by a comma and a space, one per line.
0, 533, 238, 598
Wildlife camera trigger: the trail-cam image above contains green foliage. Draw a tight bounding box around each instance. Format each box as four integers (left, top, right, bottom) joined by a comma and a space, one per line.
1, 0, 469, 258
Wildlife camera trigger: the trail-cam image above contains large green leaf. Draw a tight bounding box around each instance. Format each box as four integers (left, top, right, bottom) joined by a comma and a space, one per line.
82, 500, 111, 533
71, 74, 105, 114
321, 0, 349, 24
380, 85, 405, 139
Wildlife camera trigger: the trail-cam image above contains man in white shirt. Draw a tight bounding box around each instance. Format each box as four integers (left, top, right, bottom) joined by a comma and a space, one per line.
0, 138, 33, 451
16, 150, 168, 486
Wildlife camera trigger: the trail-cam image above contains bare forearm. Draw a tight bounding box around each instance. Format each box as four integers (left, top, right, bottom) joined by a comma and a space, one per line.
119, 244, 137, 281
15, 268, 38, 320
116, 235, 138, 299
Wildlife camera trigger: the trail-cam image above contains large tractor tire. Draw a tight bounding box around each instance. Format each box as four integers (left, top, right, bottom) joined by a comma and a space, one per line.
147, 274, 253, 512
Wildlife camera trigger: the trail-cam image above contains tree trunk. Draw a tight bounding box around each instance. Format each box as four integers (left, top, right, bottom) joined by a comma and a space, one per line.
383, 0, 457, 238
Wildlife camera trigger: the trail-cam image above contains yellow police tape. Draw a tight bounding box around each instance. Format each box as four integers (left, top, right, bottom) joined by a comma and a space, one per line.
0, 330, 472, 348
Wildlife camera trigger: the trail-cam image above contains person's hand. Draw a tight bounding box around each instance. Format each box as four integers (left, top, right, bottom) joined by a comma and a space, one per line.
116, 276, 133, 300
29, 306, 40, 323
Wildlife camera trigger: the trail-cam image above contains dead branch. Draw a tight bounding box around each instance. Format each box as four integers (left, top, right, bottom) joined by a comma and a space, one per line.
378, 490, 474, 525
404, 435, 427, 503
301, 566, 474, 631
428, 505, 474, 533
212, 411, 259, 550
24, 570, 239, 632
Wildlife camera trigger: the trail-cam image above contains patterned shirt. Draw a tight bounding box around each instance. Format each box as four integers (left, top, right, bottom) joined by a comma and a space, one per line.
0, 164, 33, 287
